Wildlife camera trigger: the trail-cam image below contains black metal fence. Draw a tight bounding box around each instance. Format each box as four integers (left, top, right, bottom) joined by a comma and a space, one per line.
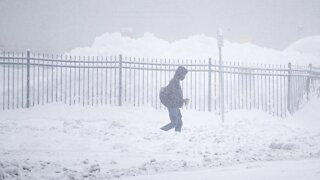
1, 50, 319, 117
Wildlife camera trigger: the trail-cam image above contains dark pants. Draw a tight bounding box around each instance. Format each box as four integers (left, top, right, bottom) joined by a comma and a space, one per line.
160, 107, 183, 132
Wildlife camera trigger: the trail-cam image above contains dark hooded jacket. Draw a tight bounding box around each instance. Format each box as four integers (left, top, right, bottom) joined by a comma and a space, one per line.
165, 66, 188, 108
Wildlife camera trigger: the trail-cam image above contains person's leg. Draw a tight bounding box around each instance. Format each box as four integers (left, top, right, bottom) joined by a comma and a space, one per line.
160, 108, 177, 131
174, 109, 183, 132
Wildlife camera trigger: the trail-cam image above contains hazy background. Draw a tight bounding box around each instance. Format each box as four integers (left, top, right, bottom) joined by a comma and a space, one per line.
0, 0, 319, 54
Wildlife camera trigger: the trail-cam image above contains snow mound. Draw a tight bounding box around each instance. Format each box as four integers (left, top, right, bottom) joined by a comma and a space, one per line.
1, 100, 320, 179
285, 36, 320, 59
67, 32, 320, 65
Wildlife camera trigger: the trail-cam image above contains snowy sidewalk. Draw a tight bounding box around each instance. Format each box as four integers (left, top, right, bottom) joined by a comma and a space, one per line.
1, 101, 320, 179
122, 158, 320, 180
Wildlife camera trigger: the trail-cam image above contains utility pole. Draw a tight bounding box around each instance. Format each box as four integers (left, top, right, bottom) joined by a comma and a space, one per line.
217, 29, 224, 122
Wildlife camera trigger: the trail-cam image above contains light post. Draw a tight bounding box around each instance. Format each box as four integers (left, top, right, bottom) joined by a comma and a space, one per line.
217, 29, 224, 122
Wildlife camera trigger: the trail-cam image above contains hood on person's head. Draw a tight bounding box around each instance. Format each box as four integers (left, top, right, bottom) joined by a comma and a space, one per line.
174, 66, 188, 80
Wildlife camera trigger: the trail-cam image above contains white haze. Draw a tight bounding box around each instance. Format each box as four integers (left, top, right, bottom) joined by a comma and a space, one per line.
1, 0, 320, 53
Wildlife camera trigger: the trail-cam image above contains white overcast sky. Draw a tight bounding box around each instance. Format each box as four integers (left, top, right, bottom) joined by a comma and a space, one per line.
0, 0, 319, 53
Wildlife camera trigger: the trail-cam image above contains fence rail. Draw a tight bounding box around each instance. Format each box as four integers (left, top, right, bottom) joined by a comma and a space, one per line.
1, 50, 319, 118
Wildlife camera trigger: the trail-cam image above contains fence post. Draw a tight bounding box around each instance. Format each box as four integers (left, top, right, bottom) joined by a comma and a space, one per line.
208, 58, 212, 112
219, 50, 224, 122
118, 54, 123, 106
307, 64, 312, 101
26, 49, 30, 108
287, 62, 292, 114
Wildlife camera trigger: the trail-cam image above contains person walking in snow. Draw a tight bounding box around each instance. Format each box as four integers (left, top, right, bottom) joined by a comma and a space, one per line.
159, 66, 189, 132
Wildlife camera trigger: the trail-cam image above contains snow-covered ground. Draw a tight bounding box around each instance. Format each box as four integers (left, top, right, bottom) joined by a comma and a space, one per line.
1, 98, 320, 179
122, 158, 320, 180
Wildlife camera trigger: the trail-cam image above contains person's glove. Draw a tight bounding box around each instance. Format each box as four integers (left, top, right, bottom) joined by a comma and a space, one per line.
184, 98, 190, 106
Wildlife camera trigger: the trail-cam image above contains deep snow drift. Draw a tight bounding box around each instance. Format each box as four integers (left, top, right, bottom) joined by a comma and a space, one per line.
67, 32, 320, 66
0, 98, 320, 179
285, 36, 320, 58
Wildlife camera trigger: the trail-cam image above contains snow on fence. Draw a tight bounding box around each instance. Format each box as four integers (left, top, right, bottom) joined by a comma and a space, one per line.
0, 50, 319, 117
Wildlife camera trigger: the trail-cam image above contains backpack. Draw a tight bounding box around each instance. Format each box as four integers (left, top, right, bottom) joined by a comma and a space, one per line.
159, 86, 170, 107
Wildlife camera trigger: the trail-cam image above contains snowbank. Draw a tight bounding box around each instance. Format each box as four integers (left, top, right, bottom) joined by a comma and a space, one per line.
67, 32, 320, 66
285, 36, 320, 59
286, 97, 320, 131
1, 99, 320, 179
